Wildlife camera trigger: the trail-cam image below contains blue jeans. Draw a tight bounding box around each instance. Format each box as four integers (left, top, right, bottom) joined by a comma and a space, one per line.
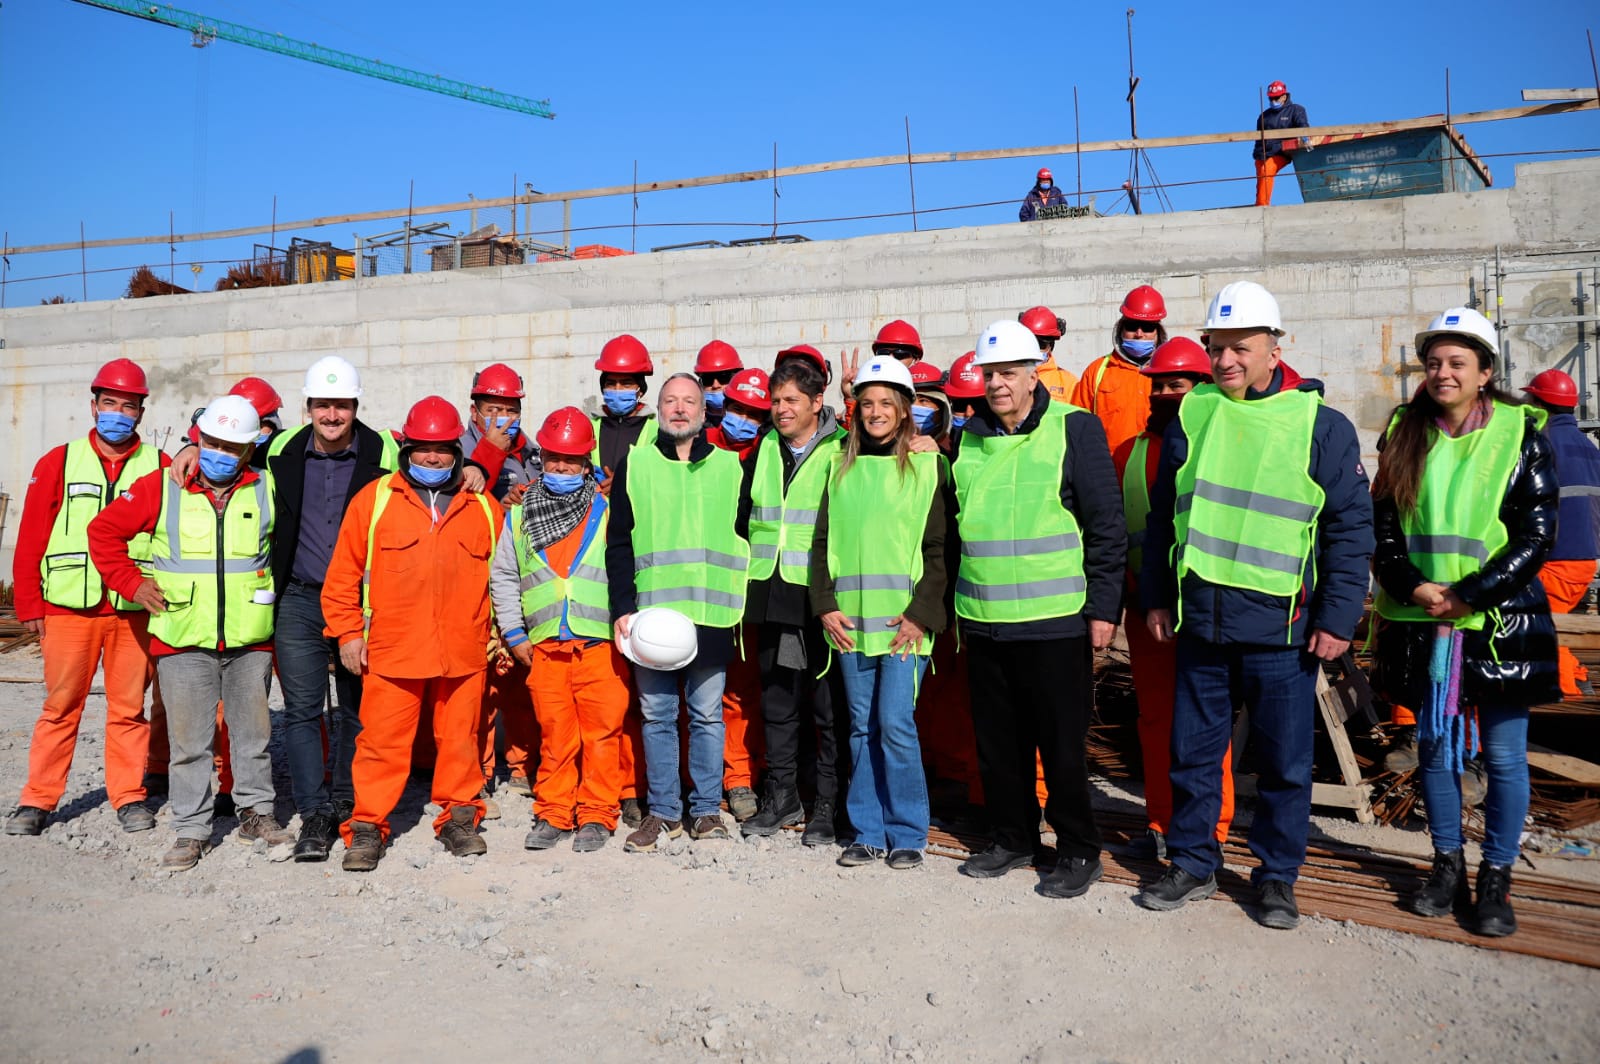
1418, 704, 1529, 866
838, 651, 929, 852
1170, 637, 1317, 885
635, 661, 726, 820
275, 582, 363, 816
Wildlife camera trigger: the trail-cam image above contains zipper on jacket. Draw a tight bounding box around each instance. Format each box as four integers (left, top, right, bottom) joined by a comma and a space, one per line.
215, 501, 227, 651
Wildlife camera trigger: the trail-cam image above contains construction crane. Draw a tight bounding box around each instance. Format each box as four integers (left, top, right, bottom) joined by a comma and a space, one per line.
68, 0, 554, 118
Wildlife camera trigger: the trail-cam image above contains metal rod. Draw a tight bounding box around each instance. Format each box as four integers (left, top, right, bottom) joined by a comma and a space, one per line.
511, 173, 518, 240
270, 194, 277, 253
1446, 68, 1455, 192
1074, 85, 1083, 207
1125, 9, 1140, 203
169, 211, 175, 287
562, 199, 571, 253
2, 229, 8, 309
1589, 30, 1600, 106
632, 160, 639, 253
904, 117, 918, 232
80, 221, 87, 301
404, 180, 413, 274
771, 143, 779, 241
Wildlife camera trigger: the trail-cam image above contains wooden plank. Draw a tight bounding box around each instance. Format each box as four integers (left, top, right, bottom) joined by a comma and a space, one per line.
1526, 742, 1600, 788
1522, 88, 1599, 101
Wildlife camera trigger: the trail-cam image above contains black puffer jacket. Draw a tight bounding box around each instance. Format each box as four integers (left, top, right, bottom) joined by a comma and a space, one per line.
1372, 409, 1560, 709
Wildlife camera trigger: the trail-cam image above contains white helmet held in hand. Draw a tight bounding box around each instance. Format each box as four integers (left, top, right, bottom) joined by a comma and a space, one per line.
1203, 281, 1284, 336
1414, 307, 1498, 361
973, 319, 1045, 366
303, 355, 363, 399
624, 607, 698, 671
195, 394, 262, 445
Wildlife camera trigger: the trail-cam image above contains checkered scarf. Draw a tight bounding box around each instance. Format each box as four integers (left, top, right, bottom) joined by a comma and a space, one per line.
519, 475, 597, 553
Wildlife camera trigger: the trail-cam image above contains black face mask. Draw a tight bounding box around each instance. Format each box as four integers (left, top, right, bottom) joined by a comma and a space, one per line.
1147, 394, 1184, 434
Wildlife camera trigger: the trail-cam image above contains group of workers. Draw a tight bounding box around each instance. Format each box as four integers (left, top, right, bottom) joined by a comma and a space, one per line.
9, 276, 1598, 942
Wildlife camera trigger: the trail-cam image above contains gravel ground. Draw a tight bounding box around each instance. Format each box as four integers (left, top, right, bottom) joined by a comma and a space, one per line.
1, 645, 1597, 1063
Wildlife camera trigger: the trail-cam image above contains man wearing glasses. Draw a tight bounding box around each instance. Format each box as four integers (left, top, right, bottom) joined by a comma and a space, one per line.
1070, 286, 1171, 456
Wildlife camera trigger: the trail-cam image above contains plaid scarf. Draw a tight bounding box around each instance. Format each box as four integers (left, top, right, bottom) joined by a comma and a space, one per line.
520, 475, 597, 553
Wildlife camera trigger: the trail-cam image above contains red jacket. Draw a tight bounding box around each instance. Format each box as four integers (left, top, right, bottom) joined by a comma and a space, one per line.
706, 424, 761, 461
13, 432, 171, 622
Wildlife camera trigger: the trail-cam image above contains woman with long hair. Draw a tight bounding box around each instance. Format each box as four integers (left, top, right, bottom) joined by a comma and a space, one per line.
1371, 307, 1559, 938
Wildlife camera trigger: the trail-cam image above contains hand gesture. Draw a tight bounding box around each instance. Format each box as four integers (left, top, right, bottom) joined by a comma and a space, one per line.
886, 614, 925, 659
840, 347, 861, 400
820, 610, 856, 652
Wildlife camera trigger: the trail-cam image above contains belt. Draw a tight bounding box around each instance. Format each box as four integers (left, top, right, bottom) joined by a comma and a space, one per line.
288, 578, 324, 591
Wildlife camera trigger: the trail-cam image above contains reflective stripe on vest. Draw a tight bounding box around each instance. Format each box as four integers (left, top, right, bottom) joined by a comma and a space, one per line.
42, 438, 160, 611
1172, 385, 1324, 608
747, 429, 842, 584
826, 451, 940, 657
147, 476, 275, 649
1122, 434, 1152, 578
626, 444, 750, 628
1374, 400, 1529, 632
513, 501, 613, 643
953, 403, 1088, 623
266, 423, 401, 470
361, 474, 496, 639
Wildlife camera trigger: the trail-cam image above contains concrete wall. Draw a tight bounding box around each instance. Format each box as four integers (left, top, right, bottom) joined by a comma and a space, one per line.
3, 157, 1598, 555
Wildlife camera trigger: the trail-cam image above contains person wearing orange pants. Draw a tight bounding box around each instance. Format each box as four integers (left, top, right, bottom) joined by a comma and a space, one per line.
720, 632, 765, 820
480, 652, 540, 800
323, 396, 502, 870
1252, 80, 1307, 207
1539, 560, 1596, 696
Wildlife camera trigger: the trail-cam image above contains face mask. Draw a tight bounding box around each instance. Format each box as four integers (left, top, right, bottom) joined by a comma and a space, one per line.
704, 390, 727, 413
1268, 100, 1284, 110
1039, 182, 1052, 191
542, 471, 585, 495
1147, 394, 1184, 433
1120, 338, 1157, 363
95, 411, 136, 444
719, 411, 760, 442
951, 415, 968, 432
198, 448, 242, 482
408, 462, 452, 487
491, 416, 520, 436
910, 406, 938, 434
603, 389, 639, 416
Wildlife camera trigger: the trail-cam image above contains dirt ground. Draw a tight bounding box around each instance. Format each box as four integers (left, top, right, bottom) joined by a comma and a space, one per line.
1, 643, 1597, 1064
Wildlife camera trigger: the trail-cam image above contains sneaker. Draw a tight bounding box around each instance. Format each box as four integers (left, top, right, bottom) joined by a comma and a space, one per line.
5, 806, 47, 836
1257, 880, 1301, 930
959, 844, 1033, 880
689, 814, 730, 841
572, 822, 609, 853
624, 815, 683, 853
1410, 849, 1469, 918
342, 822, 385, 872
160, 837, 207, 870
1460, 759, 1487, 809
143, 773, 169, 797
439, 807, 488, 857
1475, 862, 1518, 938
1382, 725, 1419, 774
726, 786, 759, 822
505, 773, 533, 797
213, 792, 236, 819
1039, 856, 1104, 899
742, 783, 803, 837
886, 848, 923, 870
523, 818, 570, 851
620, 797, 645, 829
837, 843, 885, 867
1136, 864, 1218, 911
293, 811, 339, 862
115, 802, 156, 833
1131, 829, 1167, 861
802, 799, 837, 847
478, 787, 501, 821
237, 809, 293, 847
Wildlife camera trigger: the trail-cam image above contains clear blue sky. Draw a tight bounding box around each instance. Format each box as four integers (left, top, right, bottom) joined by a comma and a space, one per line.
2, 0, 1595, 304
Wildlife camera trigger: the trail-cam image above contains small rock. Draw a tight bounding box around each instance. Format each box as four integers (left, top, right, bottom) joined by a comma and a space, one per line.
267, 843, 294, 863
488, 883, 509, 894
926, 992, 943, 1007
703, 1025, 727, 1051
239, 931, 256, 945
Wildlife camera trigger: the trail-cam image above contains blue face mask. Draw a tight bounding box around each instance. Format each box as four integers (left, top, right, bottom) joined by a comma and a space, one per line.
198, 448, 242, 482
542, 471, 585, 495
911, 405, 938, 434
951, 415, 968, 432
96, 411, 137, 444
603, 389, 639, 417
704, 390, 727, 413
491, 415, 520, 435
719, 411, 760, 443
408, 462, 452, 487
1120, 338, 1157, 363
1039, 182, 1052, 191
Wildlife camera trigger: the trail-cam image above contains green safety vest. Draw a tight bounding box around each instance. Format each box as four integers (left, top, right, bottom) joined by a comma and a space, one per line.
513, 500, 613, 643
626, 445, 750, 628
146, 476, 276, 649
1373, 400, 1535, 632
1123, 434, 1152, 579
747, 429, 843, 585
954, 404, 1088, 623
826, 451, 940, 657
360, 473, 497, 640
1172, 385, 1325, 616
41, 438, 160, 611
266, 423, 400, 469
590, 413, 655, 471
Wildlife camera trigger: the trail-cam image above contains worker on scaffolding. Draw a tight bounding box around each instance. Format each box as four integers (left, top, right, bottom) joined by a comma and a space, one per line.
1253, 80, 1309, 207
1019, 167, 1068, 221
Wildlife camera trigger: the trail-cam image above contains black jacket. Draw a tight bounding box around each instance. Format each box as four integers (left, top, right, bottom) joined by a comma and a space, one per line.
1254, 100, 1309, 160
266, 420, 394, 602
1372, 409, 1560, 708
736, 411, 843, 628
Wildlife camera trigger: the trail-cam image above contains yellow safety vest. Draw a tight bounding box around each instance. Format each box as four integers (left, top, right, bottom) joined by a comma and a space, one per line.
41, 437, 159, 610
147, 476, 276, 649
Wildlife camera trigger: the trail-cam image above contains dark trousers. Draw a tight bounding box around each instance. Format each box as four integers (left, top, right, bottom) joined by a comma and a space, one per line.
758, 620, 849, 802
967, 633, 1101, 858
275, 581, 363, 816
1169, 636, 1317, 885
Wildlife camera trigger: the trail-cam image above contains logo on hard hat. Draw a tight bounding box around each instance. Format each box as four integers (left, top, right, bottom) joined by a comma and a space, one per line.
986, 335, 998, 345
1445, 315, 1460, 326
326, 373, 338, 383
1219, 305, 1233, 318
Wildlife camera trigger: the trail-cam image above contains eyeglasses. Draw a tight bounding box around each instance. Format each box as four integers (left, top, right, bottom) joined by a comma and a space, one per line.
873, 346, 920, 362
1122, 322, 1159, 335
699, 371, 736, 387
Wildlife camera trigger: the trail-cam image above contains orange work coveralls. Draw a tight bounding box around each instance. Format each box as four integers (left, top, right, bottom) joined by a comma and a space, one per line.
1539, 559, 1597, 697
323, 473, 502, 842
1071, 352, 1154, 459
1036, 355, 1079, 405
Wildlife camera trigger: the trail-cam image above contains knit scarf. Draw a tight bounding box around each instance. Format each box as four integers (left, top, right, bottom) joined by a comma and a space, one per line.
520, 476, 597, 553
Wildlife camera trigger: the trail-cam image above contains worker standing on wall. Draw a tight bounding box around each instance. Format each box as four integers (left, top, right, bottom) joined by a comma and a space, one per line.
1019, 167, 1067, 221
1016, 306, 1079, 403
697, 340, 744, 429
1254, 80, 1309, 207
1071, 285, 1170, 456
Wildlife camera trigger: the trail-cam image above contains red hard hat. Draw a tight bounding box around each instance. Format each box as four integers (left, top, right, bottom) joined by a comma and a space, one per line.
227, 376, 283, 418
1523, 368, 1578, 408
775, 343, 831, 381
726, 368, 772, 412
90, 357, 149, 398
908, 360, 944, 390
944, 352, 986, 399
1037, 167, 1053, 183
873, 319, 923, 355
535, 405, 597, 456
401, 395, 466, 443
471, 362, 525, 400
1018, 306, 1063, 340
1119, 284, 1168, 323
695, 339, 743, 375
1141, 337, 1213, 379
1267, 80, 1288, 98
595, 334, 654, 376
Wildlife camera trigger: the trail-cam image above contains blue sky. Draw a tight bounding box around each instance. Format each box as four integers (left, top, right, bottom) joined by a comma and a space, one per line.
2, 0, 1595, 304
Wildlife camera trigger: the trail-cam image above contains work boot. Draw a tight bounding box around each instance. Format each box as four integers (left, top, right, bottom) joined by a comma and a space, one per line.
572, 822, 609, 853
801, 799, 837, 847
523, 818, 569, 851
238, 809, 293, 846
1410, 849, 1470, 917
342, 823, 385, 872
160, 838, 207, 871
959, 844, 1033, 880
836, 843, 884, 867
1382, 725, 1419, 774
478, 787, 501, 821
1039, 856, 1104, 899
624, 814, 682, 853
689, 814, 730, 841
292, 811, 339, 863
115, 802, 156, 833
742, 783, 803, 837
332, 797, 355, 824
439, 807, 488, 858
1460, 759, 1487, 809
4, 806, 47, 836
1257, 880, 1300, 930
143, 772, 169, 797
619, 798, 645, 829
1476, 861, 1518, 938
886, 849, 923, 870
213, 793, 236, 819
1136, 864, 1218, 911
505, 773, 533, 798
726, 786, 759, 822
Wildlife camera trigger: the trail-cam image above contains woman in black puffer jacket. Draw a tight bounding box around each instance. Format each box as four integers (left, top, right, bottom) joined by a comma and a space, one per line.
1370, 307, 1558, 941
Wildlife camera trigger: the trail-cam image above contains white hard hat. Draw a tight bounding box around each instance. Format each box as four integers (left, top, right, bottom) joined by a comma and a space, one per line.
1414, 307, 1498, 361
854, 355, 915, 398
624, 607, 698, 671
1203, 281, 1284, 336
303, 355, 363, 399
195, 394, 262, 445
973, 319, 1045, 366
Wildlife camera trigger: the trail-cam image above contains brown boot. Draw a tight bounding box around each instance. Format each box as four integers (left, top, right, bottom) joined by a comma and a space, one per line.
438, 806, 487, 857
342, 822, 385, 872
237, 809, 293, 847
161, 837, 208, 870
